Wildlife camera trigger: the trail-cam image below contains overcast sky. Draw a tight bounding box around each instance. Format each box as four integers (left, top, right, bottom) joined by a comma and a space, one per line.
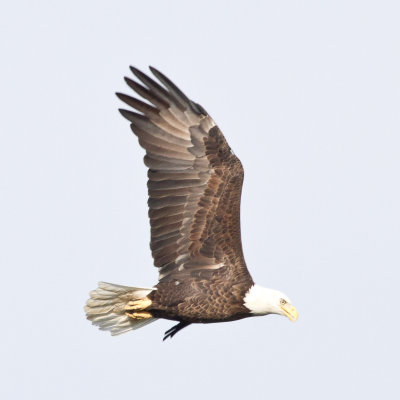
1, 1, 399, 399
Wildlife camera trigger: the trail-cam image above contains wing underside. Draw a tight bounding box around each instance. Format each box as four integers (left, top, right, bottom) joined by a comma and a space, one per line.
117, 67, 250, 283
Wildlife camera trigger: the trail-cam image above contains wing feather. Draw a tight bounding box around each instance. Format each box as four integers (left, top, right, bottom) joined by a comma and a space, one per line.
118, 67, 252, 283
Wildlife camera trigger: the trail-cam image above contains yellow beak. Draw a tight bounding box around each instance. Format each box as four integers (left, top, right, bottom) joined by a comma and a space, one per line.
280, 303, 298, 322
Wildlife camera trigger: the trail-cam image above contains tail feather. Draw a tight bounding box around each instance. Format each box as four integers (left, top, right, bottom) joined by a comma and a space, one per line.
85, 282, 157, 336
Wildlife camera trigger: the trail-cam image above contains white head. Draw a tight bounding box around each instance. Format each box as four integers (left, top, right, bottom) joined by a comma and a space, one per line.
243, 284, 298, 321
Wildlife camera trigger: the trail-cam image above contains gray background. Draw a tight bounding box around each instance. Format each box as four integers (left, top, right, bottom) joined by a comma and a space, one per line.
1, 1, 399, 399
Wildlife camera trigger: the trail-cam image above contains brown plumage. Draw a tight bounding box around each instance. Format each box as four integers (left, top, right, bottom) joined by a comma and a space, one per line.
85, 66, 298, 340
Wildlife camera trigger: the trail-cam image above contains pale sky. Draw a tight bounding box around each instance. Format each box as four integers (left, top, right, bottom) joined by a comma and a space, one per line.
1, 1, 399, 399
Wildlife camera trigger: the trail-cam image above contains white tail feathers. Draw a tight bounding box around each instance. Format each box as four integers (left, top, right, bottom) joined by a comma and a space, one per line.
85, 282, 157, 335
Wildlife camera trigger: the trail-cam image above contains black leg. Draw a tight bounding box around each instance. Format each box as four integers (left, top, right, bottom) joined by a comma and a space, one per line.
163, 321, 191, 341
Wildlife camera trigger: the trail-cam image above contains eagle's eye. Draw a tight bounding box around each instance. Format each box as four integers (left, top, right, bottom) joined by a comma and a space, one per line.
280, 299, 287, 305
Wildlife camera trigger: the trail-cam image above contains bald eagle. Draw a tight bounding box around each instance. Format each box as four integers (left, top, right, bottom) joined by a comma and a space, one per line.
85, 66, 298, 340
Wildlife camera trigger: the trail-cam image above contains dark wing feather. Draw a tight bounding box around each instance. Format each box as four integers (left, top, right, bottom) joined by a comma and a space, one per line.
117, 67, 252, 284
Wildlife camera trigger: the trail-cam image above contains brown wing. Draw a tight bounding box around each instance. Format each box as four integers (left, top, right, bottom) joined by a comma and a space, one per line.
117, 66, 252, 284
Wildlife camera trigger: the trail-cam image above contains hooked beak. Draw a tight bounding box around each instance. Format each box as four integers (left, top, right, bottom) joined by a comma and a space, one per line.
280, 303, 298, 322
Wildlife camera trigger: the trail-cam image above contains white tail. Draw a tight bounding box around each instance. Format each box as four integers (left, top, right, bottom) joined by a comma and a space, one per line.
85, 282, 157, 335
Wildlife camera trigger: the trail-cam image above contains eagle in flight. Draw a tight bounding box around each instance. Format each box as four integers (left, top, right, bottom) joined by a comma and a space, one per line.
85, 66, 298, 340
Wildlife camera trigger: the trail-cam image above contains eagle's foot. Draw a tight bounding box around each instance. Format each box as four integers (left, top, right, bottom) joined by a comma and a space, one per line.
125, 297, 152, 311
125, 311, 153, 320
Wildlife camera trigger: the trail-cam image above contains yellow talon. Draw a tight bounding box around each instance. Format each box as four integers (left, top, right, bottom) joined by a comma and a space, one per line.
125, 297, 152, 311
125, 311, 153, 320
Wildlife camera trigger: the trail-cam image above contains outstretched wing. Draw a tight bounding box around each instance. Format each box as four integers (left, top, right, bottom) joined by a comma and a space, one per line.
117, 67, 251, 284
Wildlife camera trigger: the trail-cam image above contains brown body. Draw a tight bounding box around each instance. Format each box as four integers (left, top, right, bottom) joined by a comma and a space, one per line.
149, 269, 253, 323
